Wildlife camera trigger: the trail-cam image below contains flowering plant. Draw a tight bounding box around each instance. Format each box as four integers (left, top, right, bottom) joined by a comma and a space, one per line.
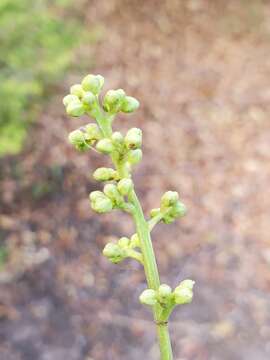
63, 74, 195, 359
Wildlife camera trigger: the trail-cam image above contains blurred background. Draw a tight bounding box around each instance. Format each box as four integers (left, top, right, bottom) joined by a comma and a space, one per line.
1, 0, 270, 359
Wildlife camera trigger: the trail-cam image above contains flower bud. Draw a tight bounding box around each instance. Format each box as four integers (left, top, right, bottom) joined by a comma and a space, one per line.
150, 208, 161, 218
118, 237, 130, 248
121, 96, 140, 113
66, 101, 85, 117
90, 196, 113, 214
111, 131, 124, 146
103, 184, 122, 204
63, 94, 79, 107
174, 279, 195, 305
127, 149, 142, 165
82, 92, 96, 107
81, 74, 104, 94
70, 84, 84, 99
96, 139, 114, 154
172, 201, 187, 218
93, 167, 117, 182
139, 289, 157, 306
103, 89, 126, 113
161, 191, 179, 208
103, 243, 125, 263
130, 233, 140, 248
68, 129, 87, 151
89, 190, 104, 202
124, 128, 142, 149
85, 123, 102, 141
158, 284, 172, 304
117, 178, 133, 196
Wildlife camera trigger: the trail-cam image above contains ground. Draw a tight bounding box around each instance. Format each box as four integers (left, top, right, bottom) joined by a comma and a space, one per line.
1, 1, 270, 359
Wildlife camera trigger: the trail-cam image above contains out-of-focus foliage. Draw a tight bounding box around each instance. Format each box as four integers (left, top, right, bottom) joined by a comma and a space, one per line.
0, 0, 85, 156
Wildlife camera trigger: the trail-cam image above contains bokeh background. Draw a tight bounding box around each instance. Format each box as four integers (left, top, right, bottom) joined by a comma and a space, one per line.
1, 0, 270, 359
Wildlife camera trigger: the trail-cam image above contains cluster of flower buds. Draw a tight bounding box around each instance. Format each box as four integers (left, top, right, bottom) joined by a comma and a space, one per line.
89, 177, 134, 214
103, 234, 141, 264
150, 191, 187, 224
103, 89, 139, 114
63, 74, 105, 117
139, 279, 195, 308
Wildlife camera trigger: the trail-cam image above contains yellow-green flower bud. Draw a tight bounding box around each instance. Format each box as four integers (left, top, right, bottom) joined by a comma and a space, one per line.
173, 201, 187, 218
124, 128, 142, 149
158, 284, 172, 302
96, 139, 114, 154
85, 123, 102, 141
70, 84, 84, 99
139, 289, 157, 306
161, 191, 179, 208
91, 196, 113, 214
118, 237, 130, 248
150, 208, 161, 218
121, 96, 140, 113
63, 94, 79, 107
103, 89, 126, 113
66, 101, 85, 117
103, 184, 122, 204
82, 92, 96, 107
174, 279, 195, 305
81, 74, 104, 95
68, 129, 87, 151
103, 243, 125, 263
111, 131, 124, 146
89, 191, 104, 202
130, 233, 140, 248
93, 167, 117, 182
127, 149, 142, 165
117, 178, 133, 196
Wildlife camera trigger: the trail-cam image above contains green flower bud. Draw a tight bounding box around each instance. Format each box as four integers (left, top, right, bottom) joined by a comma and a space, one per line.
103, 184, 122, 204
89, 190, 104, 202
91, 196, 113, 214
68, 129, 88, 151
63, 94, 79, 107
82, 91, 96, 107
161, 191, 179, 208
103, 243, 126, 263
139, 289, 157, 306
81, 74, 104, 95
121, 96, 140, 113
118, 237, 130, 248
70, 84, 84, 99
127, 149, 142, 165
103, 89, 126, 113
158, 284, 172, 303
85, 123, 102, 141
150, 208, 161, 218
124, 128, 142, 149
117, 178, 133, 196
111, 131, 124, 146
93, 167, 117, 182
174, 279, 195, 305
130, 233, 140, 248
96, 139, 114, 154
66, 101, 85, 117
173, 201, 187, 218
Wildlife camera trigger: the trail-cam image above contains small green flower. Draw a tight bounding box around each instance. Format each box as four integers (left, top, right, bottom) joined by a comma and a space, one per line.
81, 74, 104, 95
96, 139, 114, 154
70, 84, 84, 99
130, 233, 140, 248
63, 94, 79, 107
161, 191, 179, 208
111, 131, 124, 146
85, 123, 102, 141
103, 183, 122, 205
174, 279, 195, 305
139, 289, 157, 306
118, 237, 130, 248
158, 284, 172, 301
127, 149, 143, 165
82, 91, 96, 108
93, 167, 117, 182
66, 101, 85, 117
68, 129, 88, 151
103, 242, 126, 263
90, 195, 113, 214
117, 178, 133, 196
125, 128, 142, 149
103, 89, 126, 113
121, 96, 140, 113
